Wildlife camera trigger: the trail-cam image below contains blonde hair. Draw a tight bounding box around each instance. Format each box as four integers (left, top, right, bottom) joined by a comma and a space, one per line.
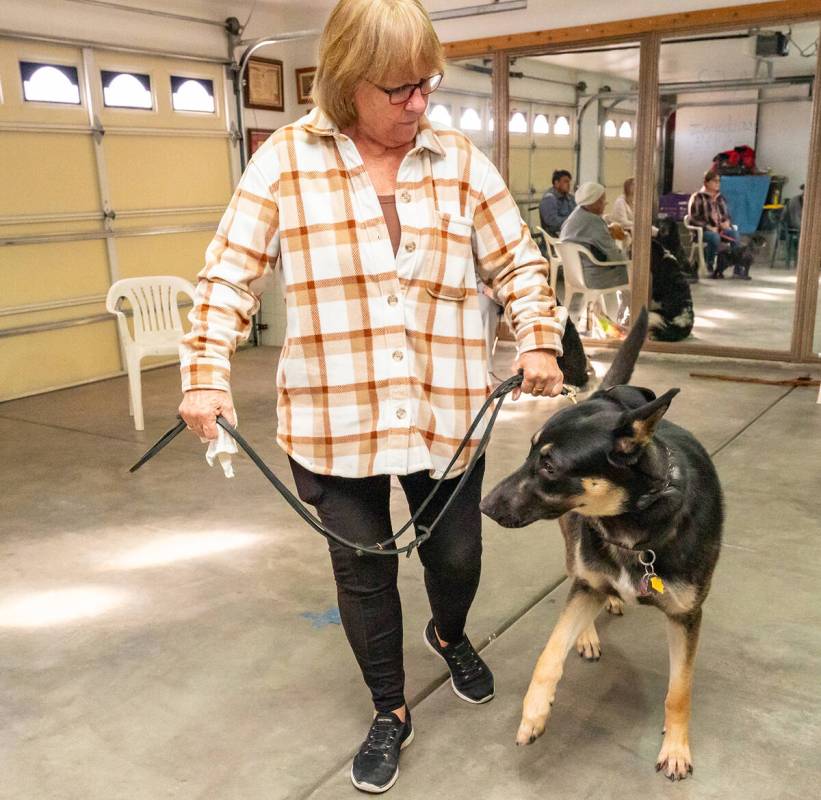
312, 0, 445, 129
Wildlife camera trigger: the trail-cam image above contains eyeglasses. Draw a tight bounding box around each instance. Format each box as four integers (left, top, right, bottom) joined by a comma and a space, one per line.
373, 72, 443, 105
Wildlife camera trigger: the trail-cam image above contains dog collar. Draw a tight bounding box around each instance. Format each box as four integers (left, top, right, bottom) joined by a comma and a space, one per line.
632, 445, 682, 512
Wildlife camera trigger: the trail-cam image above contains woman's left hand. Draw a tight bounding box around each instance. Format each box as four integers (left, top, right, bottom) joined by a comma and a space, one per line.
512, 350, 564, 399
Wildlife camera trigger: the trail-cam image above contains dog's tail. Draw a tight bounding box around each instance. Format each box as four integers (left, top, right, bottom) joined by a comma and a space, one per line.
599, 306, 649, 390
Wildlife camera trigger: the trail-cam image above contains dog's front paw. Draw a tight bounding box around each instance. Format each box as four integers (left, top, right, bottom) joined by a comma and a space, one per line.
575, 625, 601, 661
515, 691, 553, 745
656, 735, 693, 781
605, 596, 624, 616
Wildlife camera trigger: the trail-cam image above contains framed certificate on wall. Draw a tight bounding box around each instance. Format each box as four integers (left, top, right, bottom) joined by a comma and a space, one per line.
295, 67, 317, 105
244, 57, 284, 111
247, 128, 276, 158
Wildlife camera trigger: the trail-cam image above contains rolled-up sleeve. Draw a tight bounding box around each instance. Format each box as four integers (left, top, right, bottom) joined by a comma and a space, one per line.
180, 157, 280, 392
473, 163, 567, 356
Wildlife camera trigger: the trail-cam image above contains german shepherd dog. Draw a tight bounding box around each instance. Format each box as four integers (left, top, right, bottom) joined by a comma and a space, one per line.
481, 309, 722, 780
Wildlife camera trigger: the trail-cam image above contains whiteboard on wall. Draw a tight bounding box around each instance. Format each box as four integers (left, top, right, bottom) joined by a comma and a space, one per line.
672, 91, 758, 193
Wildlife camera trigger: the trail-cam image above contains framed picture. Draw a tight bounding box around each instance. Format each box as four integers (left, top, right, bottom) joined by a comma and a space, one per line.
247, 128, 276, 158
295, 67, 316, 105
244, 57, 284, 111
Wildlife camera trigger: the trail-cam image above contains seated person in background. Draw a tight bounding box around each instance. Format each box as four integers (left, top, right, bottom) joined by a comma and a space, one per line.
560, 181, 628, 289
611, 177, 635, 231
687, 169, 741, 277
788, 184, 804, 233
610, 176, 658, 248
539, 169, 576, 236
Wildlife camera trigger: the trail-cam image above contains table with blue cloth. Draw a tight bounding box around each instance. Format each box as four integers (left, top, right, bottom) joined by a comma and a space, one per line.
719, 175, 772, 234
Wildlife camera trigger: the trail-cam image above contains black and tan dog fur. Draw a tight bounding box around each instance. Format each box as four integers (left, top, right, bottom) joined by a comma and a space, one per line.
481, 308, 722, 781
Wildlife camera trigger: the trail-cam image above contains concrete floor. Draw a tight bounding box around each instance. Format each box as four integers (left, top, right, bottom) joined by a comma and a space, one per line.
1, 342, 820, 800
687, 264, 821, 352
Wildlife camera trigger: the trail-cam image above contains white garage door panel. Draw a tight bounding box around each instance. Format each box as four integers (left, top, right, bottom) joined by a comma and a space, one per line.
105, 136, 233, 211
1, 240, 111, 308
0, 132, 100, 217
0, 320, 121, 400
115, 230, 215, 283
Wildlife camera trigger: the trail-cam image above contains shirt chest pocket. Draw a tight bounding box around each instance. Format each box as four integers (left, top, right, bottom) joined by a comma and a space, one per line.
425, 211, 474, 301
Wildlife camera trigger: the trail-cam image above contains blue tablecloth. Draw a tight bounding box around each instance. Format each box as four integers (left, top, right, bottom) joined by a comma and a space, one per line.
719, 176, 771, 234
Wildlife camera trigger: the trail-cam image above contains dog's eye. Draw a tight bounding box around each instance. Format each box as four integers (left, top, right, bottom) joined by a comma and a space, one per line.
539, 459, 558, 479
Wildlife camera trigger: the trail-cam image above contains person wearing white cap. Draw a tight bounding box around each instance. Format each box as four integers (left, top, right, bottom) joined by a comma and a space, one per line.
560, 181, 629, 290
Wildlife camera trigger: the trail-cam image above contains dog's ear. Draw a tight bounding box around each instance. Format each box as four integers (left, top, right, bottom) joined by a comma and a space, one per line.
608, 388, 680, 466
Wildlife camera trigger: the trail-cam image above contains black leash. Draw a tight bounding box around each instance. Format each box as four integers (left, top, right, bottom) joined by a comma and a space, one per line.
131, 373, 572, 558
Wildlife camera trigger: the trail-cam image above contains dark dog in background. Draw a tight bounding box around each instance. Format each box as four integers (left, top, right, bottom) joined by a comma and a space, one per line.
656, 217, 692, 279
481, 309, 723, 780
648, 239, 694, 342
715, 240, 754, 280
557, 316, 590, 388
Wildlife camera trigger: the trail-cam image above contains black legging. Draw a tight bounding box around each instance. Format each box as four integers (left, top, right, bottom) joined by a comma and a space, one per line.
289, 456, 485, 714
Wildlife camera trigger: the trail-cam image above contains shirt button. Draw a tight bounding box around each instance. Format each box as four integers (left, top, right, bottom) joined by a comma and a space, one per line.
399, 190, 411, 203
392, 350, 404, 361
387, 294, 399, 305
396, 408, 406, 420
404, 241, 416, 253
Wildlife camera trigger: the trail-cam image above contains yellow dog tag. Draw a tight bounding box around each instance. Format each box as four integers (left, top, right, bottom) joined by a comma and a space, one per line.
650, 575, 665, 594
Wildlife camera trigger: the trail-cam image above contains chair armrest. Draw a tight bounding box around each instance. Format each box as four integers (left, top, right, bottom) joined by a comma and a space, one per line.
585, 252, 631, 269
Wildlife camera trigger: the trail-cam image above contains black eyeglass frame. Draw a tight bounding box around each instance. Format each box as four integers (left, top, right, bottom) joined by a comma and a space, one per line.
372, 72, 444, 105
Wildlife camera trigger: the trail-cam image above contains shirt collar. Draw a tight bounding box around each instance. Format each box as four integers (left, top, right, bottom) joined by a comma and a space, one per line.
298, 106, 445, 157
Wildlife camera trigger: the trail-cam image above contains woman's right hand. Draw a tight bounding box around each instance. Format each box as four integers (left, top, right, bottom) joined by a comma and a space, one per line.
179, 389, 235, 441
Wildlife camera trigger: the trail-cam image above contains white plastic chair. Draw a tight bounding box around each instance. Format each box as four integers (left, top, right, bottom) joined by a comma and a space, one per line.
106, 276, 196, 430
537, 226, 563, 299
684, 214, 710, 275
555, 242, 630, 331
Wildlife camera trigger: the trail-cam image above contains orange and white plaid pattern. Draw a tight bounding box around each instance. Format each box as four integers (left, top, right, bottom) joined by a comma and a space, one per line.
181, 107, 566, 478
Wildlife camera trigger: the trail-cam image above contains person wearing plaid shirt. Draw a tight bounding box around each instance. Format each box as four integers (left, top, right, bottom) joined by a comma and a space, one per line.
687, 169, 740, 275
179, 0, 566, 791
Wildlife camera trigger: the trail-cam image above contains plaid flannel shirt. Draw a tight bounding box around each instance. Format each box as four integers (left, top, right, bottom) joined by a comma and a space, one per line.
688, 189, 731, 230
180, 107, 566, 478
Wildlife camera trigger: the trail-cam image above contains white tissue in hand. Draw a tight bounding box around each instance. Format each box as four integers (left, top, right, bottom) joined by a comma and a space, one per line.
204, 414, 238, 478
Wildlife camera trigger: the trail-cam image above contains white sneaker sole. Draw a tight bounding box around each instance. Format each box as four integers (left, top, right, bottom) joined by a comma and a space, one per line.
423, 628, 495, 705
350, 726, 414, 794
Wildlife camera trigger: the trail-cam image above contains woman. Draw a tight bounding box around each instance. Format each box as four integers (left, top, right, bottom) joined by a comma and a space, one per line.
687, 169, 741, 277
610, 176, 635, 232
178, 0, 566, 793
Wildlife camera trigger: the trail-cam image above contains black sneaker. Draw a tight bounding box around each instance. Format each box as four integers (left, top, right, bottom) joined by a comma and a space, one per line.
423, 619, 494, 704
350, 710, 414, 794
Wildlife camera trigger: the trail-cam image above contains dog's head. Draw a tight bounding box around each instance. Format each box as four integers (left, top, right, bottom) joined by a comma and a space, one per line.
480, 309, 680, 528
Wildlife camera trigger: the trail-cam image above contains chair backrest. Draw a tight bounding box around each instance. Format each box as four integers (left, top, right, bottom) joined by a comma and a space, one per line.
536, 227, 562, 260
554, 242, 590, 288
106, 276, 195, 343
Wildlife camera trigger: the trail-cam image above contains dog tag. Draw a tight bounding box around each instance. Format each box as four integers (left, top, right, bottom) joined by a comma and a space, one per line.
650, 575, 665, 594
638, 575, 650, 595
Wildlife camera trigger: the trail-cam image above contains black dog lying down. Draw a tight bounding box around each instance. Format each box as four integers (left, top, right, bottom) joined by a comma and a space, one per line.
481, 309, 723, 781
649, 233, 694, 343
